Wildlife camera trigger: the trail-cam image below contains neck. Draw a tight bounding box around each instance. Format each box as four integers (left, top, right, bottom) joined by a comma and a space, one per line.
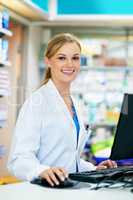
51, 78, 71, 97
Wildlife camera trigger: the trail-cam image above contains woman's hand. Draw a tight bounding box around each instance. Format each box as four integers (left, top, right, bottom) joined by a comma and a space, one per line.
96, 159, 117, 170
39, 167, 68, 187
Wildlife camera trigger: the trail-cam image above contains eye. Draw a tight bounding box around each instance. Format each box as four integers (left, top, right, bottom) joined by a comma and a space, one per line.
58, 56, 66, 60
72, 56, 80, 61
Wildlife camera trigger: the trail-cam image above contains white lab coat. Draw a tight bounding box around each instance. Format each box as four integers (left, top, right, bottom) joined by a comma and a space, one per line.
8, 79, 95, 181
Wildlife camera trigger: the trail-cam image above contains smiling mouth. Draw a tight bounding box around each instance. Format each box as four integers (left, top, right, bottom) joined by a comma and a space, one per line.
61, 69, 75, 75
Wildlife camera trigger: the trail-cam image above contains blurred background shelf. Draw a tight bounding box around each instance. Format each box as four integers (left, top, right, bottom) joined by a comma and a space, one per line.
0, 60, 11, 66
0, 28, 13, 37
0, 176, 21, 185
80, 65, 133, 71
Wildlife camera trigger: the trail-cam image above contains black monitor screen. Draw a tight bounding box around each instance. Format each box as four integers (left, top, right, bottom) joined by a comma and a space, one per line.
110, 93, 133, 160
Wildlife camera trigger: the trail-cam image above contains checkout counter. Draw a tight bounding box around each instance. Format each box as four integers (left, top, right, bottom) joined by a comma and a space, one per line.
0, 182, 132, 200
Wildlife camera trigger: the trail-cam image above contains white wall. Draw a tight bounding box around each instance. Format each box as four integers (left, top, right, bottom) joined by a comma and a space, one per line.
25, 26, 52, 97
25, 26, 43, 97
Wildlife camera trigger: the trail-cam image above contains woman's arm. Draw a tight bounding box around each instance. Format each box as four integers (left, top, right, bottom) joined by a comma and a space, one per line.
7, 95, 49, 181
79, 158, 117, 172
79, 158, 96, 171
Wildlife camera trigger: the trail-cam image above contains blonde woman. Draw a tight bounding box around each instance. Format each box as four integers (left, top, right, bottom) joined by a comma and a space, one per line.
8, 33, 117, 187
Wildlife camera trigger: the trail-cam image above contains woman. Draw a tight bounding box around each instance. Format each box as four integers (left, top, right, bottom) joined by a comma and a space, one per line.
8, 33, 117, 187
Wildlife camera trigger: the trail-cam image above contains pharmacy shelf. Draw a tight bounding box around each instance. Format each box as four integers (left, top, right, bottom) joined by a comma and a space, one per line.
0, 28, 13, 37
0, 28, 12, 67
0, 176, 21, 185
90, 122, 117, 127
0, 60, 11, 67
80, 66, 133, 71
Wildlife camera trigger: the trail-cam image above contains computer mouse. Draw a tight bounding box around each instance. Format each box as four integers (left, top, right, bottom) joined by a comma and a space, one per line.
31, 177, 77, 188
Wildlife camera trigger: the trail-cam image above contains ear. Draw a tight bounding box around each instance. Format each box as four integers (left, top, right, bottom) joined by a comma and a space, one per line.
44, 56, 51, 68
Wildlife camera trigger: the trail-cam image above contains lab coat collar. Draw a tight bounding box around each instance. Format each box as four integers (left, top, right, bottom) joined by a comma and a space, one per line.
45, 79, 75, 126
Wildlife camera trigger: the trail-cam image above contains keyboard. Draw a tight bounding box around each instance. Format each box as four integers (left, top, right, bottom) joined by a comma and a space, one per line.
69, 166, 133, 183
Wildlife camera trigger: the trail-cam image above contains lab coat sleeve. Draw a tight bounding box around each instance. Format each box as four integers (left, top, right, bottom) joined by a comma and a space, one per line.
79, 158, 96, 171
7, 94, 50, 181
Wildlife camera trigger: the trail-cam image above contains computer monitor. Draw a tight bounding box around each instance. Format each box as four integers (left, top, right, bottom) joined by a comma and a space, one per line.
110, 93, 133, 161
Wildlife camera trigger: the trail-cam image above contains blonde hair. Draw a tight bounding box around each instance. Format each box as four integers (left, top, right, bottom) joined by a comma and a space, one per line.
42, 33, 81, 85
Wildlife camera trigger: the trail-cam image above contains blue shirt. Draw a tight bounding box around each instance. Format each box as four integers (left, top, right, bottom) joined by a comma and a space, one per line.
72, 104, 80, 145
72, 103, 80, 172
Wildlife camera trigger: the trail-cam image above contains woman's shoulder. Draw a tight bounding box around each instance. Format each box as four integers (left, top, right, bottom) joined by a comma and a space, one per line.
32, 84, 47, 97
33, 81, 51, 96
20, 85, 47, 111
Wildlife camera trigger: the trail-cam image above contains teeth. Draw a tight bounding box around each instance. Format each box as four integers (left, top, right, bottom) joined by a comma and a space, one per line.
63, 71, 73, 73
61, 69, 75, 73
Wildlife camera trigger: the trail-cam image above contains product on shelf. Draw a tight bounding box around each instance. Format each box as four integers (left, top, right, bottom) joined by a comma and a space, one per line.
0, 104, 8, 128
0, 69, 10, 97
2, 9, 9, 29
0, 145, 6, 159
0, 11, 2, 28
2, 39, 9, 62
0, 38, 2, 60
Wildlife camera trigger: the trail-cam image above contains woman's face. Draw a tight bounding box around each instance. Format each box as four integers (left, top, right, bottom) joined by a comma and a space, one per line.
46, 42, 81, 85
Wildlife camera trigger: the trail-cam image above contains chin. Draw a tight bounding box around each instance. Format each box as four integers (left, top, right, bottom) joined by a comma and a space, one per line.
62, 76, 76, 84
64, 73, 78, 81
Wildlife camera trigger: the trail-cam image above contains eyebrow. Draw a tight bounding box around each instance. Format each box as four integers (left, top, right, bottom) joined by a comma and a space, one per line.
57, 53, 80, 56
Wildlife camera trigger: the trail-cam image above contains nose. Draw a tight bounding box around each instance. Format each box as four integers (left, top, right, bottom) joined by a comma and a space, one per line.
67, 58, 73, 66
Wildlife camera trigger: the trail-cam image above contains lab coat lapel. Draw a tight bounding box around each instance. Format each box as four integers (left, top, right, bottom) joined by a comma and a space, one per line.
46, 80, 88, 151
46, 80, 76, 131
